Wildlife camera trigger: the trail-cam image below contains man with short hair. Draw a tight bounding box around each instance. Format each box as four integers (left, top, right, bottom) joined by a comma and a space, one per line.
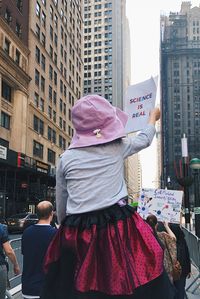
22, 201, 56, 299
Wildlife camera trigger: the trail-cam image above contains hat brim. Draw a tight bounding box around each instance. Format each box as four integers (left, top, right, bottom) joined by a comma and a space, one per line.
69, 109, 128, 149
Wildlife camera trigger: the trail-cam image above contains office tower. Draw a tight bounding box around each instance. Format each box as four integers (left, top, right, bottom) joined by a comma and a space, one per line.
0, 0, 83, 216
83, 0, 129, 109
160, 2, 200, 188
0, 0, 30, 216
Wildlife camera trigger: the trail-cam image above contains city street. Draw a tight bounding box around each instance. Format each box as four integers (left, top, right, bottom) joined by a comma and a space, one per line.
1, 0, 200, 298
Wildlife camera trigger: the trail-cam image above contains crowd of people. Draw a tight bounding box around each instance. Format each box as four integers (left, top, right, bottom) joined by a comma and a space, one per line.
146, 215, 191, 299
0, 95, 192, 299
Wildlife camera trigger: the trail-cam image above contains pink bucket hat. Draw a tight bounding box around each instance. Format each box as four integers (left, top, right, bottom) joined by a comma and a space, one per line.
69, 95, 128, 149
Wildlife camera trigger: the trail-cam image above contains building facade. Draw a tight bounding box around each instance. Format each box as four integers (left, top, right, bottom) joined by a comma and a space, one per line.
160, 2, 200, 189
0, 0, 83, 217
83, 0, 142, 197
0, 0, 31, 217
83, 0, 128, 109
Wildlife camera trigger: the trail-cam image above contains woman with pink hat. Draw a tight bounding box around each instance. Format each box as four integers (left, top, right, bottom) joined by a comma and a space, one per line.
41, 95, 175, 299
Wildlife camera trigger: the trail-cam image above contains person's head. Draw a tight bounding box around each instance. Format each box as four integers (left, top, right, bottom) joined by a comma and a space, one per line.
169, 223, 185, 241
146, 214, 158, 233
36, 201, 53, 222
69, 94, 128, 149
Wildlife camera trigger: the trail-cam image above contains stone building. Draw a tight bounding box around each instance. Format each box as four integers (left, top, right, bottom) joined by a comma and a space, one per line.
0, 0, 83, 216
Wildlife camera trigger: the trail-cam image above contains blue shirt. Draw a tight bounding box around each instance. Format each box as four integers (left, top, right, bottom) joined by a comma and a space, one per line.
56, 124, 156, 222
22, 224, 56, 297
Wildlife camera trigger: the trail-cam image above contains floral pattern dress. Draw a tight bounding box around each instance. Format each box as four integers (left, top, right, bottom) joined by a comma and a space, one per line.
158, 231, 177, 282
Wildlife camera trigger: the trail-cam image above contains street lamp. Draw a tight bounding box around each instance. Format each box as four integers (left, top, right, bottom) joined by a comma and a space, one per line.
189, 158, 200, 238
178, 134, 192, 226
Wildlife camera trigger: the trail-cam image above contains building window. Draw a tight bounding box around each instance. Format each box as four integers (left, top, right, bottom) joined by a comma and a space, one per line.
41, 11, 46, 27
54, 14, 58, 28
63, 120, 66, 131
50, 5, 53, 20
54, 53, 57, 65
60, 80, 63, 93
33, 140, 43, 158
1, 111, 10, 129
40, 98, 44, 112
35, 46, 40, 64
15, 49, 20, 65
63, 103, 66, 115
59, 135, 66, 150
35, 69, 40, 86
48, 149, 55, 164
54, 71, 57, 85
41, 0, 46, 6
48, 127, 56, 143
41, 33, 46, 47
59, 117, 62, 128
2, 80, 12, 102
48, 126, 52, 141
53, 91, 57, 105
49, 65, 53, 80
4, 9, 12, 24
53, 110, 56, 122
16, 0, 23, 12
48, 106, 52, 118
16, 22, 22, 37
59, 99, 63, 112
50, 25, 53, 40
41, 54, 46, 71
49, 45, 53, 58
41, 76, 45, 92
61, 26, 64, 39
68, 109, 71, 121
4, 38, 10, 55
49, 86, 52, 101
34, 92, 39, 107
33, 115, 44, 135
54, 33, 58, 47
36, 24, 40, 39
36, 2, 41, 17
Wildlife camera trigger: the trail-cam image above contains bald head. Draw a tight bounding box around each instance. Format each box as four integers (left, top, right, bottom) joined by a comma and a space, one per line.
36, 201, 53, 220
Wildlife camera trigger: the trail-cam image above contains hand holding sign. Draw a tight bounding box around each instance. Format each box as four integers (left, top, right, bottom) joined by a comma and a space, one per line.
148, 107, 160, 125
124, 77, 158, 133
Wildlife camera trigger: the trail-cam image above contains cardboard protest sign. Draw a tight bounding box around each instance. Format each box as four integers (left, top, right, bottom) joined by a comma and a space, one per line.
124, 77, 157, 133
137, 188, 183, 224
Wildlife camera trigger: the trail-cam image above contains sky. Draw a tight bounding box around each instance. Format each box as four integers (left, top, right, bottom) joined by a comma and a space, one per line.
125, 0, 200, 188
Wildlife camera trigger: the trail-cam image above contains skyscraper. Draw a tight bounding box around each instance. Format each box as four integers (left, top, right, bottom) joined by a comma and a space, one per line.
0, 0, 83, 216
160, 2, 200, 188
83, 0, 130, 109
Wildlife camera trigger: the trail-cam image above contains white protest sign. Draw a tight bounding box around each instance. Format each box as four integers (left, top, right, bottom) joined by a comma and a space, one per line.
137, 188, 183, 224
124, 77, 158, 133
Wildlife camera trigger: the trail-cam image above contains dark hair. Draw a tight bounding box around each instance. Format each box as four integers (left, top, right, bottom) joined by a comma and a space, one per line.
36, 201, 53, 220
146, 215, 158, 235
146, 215, 165, 250
169, 224, 185, 241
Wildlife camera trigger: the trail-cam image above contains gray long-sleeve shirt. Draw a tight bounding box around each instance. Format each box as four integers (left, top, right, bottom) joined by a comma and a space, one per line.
56, 124, 156, 223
